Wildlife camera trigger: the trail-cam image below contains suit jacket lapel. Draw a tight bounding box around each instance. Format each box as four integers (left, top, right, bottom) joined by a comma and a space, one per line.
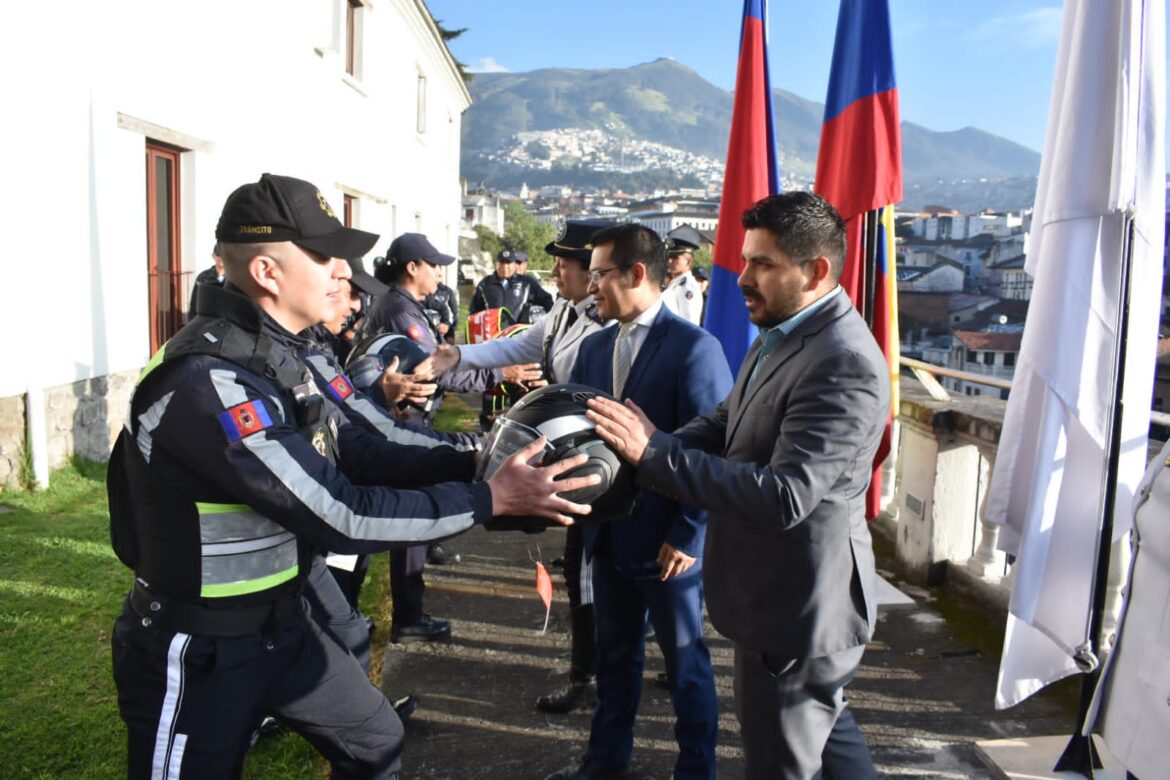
727, 293, 853, 441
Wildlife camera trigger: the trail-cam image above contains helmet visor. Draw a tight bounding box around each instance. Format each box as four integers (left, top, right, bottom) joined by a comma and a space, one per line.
476, 417, 554, 482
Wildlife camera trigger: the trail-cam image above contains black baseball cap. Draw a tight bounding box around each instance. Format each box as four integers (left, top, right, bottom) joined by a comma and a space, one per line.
347, 256, 389, 297
545, 220, 609, 264
215, 173, 378, 259
386, 232, 455, 266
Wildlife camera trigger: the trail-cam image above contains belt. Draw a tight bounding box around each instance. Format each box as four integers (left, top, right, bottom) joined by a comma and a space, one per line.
129, 580, 300, 637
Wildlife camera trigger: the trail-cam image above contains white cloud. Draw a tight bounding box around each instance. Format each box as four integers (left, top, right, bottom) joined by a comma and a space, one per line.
967, 7, 1062, 48
467, 57, 511, 74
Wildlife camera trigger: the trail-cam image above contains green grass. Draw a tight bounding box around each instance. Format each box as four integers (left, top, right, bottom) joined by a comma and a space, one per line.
0, 464, 393, 778
0, 463, 387, 779
0, 461, 128, 778
0, 394, 479, 778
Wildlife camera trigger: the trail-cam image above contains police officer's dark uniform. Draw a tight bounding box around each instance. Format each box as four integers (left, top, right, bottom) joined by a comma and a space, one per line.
468, 249, 555, 429
360, 233, 503, 642
187, 258, 225, 320
300, 312, 478, 678
423, 281, 459, 344
363, 240, 502, 402
108, 174, 492, 778
469, 249, 555, 324
319, 255, 387, 366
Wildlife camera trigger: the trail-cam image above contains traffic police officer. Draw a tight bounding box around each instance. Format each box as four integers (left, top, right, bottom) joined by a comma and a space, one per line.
515, 251, 555, 320
424, 280, 460, 344
470, 248, 555, 323
432, 220, 611, 714
661, 225, 704, 326
187, 242, 225, 319
108, 173, 596, 778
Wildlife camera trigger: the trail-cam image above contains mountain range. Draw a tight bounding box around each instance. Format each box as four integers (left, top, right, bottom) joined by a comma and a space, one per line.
460, 58, 1041, 211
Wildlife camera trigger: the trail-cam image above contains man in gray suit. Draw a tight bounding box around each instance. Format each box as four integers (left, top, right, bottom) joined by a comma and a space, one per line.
586, 192, 888, 779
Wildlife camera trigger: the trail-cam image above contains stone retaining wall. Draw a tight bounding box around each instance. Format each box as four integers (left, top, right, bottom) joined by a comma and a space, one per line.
0, 394, 26, 489
0, 368, 138, 490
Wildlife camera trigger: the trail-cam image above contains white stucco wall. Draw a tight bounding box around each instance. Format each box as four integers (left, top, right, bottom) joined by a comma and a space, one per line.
0, 1, 469, 483
0, 0, 469, 400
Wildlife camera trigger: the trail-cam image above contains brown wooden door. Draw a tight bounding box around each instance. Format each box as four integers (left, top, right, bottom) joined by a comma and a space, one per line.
145, 142, 184, 353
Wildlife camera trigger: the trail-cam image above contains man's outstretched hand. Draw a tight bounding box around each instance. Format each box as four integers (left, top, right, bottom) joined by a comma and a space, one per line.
486, 437, 601, 525
586, 396, 657, 466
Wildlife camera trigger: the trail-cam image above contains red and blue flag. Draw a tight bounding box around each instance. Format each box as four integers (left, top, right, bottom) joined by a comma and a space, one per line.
707, 0, 780, 373
815, 0, 903, 519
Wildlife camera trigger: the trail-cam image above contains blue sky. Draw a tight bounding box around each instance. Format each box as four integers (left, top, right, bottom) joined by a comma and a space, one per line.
424, 1, 1098, 154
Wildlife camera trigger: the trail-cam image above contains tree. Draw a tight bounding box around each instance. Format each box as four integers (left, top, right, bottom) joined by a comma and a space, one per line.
473, 224, 502, 258
692, 245, 713, 272
435, 20, 473, 85
502, 202, 558, 271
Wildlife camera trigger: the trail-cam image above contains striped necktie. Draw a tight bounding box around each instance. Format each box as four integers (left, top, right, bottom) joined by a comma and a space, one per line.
612, 322, 637, 397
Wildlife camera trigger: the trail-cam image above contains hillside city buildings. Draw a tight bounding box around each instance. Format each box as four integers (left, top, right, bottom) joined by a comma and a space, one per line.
460, 186, 1040, 398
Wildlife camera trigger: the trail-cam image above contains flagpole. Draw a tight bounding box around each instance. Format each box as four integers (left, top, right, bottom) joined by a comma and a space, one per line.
1053, 214, 1136, 777
862, 209, 880, 326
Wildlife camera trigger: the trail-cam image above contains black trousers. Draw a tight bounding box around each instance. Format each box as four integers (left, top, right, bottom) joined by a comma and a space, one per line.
326, 553, 370, 611
389, 544, 427, 624
562, 524, 592, 609
112, 597, 401, 779
306, 555, 371, 673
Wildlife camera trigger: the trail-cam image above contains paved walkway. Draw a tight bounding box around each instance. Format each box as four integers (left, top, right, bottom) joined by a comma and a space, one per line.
381, 525, 1077, 779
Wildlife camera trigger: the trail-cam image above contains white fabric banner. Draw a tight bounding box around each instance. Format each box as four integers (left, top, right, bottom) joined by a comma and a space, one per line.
985, 0, 1165, 710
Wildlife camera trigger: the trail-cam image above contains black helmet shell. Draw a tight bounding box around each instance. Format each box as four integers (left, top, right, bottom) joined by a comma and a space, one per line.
344, 332, 439, 412
482, 383, 637, 522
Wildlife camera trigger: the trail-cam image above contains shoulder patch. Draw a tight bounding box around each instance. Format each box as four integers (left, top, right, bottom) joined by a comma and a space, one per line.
217, 399, 274, 443
326, 374, 354, 403
407, 324, 423, 341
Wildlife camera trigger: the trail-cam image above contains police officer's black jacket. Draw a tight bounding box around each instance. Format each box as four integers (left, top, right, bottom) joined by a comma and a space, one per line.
469, 273, 554, 323
423, 282, 459, 336
298, 331, 482, 475
363, 284, 501, 394
109, 282, 492, 609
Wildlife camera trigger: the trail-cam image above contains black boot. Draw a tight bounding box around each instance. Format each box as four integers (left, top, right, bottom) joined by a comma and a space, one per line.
537, 605, 597, 713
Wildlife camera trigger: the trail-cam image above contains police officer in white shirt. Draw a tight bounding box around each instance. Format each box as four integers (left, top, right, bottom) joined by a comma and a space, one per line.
661, 225, 704, 326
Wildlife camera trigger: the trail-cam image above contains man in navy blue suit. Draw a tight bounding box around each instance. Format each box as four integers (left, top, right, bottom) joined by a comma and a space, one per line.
546, 224, 733, 780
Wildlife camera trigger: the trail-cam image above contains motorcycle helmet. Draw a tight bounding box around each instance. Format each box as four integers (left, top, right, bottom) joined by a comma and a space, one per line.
345, 332, 442, 414
477, 383, 637, 523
